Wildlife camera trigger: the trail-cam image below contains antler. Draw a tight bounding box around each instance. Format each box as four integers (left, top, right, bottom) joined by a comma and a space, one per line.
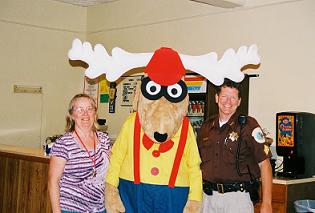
180, 44, 260, 85
68, 38, 153, 81
68, 39, 260, 85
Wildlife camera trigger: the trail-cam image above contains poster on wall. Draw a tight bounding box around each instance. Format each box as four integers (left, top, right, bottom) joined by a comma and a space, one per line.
99, 77, 109, 103
83, 76, 99, 107
120, 75, 142, 106
184, 75, 207, 93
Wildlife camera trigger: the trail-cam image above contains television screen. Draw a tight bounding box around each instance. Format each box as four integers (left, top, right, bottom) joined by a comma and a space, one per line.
277, 115, 295, 148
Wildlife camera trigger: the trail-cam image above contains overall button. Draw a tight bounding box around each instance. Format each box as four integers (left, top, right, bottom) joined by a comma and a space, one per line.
151, 167, 159, 176
152, 150, 160, 157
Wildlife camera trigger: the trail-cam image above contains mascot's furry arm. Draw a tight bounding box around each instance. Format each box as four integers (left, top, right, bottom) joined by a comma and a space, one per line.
105, 183, 125, 213
184, 200, 202, 213
183, 125, 203, 212
183, 124, 203, 212
105, 114, 131, 213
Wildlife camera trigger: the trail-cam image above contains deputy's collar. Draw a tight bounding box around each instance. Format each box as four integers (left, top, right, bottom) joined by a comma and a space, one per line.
211, 112, 240, 130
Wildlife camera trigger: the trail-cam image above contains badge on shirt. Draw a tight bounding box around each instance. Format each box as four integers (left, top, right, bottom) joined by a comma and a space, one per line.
252, 127, 265, 143
229, 131, 239, 142
264, 144, 270, 155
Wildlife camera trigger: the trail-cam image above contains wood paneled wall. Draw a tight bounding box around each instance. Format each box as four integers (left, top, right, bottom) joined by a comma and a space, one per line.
0, 155, 51, 213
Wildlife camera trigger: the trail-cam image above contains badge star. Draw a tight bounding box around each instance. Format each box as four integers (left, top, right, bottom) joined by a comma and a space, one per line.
229, 131, 239, 142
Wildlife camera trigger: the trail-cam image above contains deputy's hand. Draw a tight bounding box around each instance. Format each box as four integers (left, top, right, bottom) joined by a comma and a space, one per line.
260, 202, 272, 213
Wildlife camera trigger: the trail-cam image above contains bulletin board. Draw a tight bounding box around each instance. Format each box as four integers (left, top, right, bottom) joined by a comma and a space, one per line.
120, 75, 142, 106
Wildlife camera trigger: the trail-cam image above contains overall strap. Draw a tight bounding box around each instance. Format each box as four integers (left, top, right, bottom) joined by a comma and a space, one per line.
168, 117, 189, 187
133, 113, 141, 184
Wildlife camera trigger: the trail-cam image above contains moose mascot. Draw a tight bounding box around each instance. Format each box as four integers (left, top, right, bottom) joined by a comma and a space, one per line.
68, 39, 260, 213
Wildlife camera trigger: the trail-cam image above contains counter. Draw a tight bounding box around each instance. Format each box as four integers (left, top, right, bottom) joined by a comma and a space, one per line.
0, 144, 49, 163
273, 176, 315, 185
1, 144, 314, 213
0, 144, 51, 212
255, 177, 315, 213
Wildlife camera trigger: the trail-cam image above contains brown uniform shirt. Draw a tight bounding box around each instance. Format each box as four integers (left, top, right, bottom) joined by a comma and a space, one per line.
197, 112, 271, 183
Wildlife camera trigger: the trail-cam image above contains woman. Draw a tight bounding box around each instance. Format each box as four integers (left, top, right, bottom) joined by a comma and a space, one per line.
48, 94, 111, 213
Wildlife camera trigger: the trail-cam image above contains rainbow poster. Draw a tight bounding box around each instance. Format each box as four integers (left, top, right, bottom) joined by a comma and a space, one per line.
184, 75, 207, 93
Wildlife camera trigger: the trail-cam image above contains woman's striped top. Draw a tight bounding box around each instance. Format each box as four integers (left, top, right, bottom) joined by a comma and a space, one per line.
51, 131, 111, 212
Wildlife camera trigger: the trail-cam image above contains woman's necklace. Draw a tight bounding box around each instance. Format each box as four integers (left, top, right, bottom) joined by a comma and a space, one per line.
74, 130, 97, 177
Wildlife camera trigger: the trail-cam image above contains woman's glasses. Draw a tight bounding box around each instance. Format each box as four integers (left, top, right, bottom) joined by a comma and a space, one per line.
73, 107, 95, 115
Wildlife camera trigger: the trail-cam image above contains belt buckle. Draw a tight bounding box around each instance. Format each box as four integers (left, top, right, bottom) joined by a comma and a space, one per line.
217, 183, 224, 193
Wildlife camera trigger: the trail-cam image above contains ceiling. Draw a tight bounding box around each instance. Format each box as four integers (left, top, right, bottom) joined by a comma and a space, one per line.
53, 0, 119, 7
53, 0, 247, 8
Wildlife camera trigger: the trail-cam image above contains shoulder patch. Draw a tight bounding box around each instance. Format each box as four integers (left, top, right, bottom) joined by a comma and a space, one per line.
252, 127, 265, 143
264, 145, 270, 155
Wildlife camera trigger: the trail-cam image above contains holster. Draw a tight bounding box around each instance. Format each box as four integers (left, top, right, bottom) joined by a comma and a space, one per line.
202, 181, 213, 195
246, 180, 260, 204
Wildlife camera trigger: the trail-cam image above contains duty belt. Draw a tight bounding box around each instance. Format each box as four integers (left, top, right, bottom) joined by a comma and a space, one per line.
203, 180, 252, 194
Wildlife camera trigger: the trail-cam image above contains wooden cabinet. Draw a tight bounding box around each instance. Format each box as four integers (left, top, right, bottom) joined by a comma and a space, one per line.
0, 148, 51, 213
254, 179, 315, 213
254, 183, 287, 213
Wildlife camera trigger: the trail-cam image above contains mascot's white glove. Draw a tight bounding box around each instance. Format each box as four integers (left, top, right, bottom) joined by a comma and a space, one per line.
105, 183, 125, 213
183, 200, 202, 213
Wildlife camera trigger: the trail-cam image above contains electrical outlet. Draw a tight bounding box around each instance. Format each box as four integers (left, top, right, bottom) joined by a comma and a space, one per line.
13, 85, 42, 94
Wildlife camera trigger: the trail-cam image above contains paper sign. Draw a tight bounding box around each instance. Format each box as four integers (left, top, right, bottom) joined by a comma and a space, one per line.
83, 77, 99, 106
120, 75, 142, 106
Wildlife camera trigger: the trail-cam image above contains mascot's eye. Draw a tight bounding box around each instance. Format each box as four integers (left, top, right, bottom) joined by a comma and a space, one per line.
146, 80, 161, 95
165, 80, 187, 103
141, 77, 163, 100
167, 84, 182, 98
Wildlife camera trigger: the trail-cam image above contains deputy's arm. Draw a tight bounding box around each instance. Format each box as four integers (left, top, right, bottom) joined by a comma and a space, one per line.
259, 158, 273, 213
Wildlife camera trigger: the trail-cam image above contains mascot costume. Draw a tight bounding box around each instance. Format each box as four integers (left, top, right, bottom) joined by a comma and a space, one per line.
68, 39, 260, 213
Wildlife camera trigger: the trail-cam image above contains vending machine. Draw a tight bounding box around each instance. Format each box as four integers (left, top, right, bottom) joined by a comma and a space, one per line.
185, 74, 208, 135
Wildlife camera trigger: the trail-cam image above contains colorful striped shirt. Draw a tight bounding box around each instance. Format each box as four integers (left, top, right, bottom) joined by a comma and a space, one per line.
51, 131, 111, 212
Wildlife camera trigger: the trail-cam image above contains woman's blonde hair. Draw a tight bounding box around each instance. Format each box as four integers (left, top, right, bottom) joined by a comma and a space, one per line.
65, 93, 99, 132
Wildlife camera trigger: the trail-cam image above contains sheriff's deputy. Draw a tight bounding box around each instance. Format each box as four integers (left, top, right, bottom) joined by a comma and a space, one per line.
197, 79, 273, 213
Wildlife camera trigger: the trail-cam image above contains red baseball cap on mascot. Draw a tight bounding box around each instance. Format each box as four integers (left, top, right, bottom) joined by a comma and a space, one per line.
144, 47, 186, 86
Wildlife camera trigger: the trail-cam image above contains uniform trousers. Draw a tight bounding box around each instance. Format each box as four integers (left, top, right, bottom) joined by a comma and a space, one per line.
200, 191, 254, 213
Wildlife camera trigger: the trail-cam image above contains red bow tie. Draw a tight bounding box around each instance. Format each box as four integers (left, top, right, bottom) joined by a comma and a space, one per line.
142, 134, 174, 157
